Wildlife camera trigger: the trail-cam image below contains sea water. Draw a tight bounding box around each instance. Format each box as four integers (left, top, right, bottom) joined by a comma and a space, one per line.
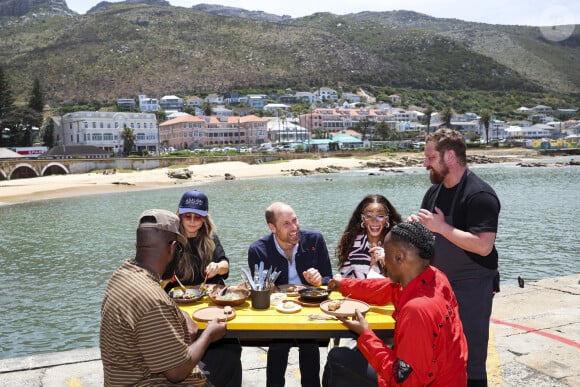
0, 160, 578, 359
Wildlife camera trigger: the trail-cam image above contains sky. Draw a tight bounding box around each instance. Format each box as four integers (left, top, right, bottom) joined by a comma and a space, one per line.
65, 0, 579, 27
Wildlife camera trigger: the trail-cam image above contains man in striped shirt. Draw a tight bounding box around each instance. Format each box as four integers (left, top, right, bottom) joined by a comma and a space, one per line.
100, 209, 227, 386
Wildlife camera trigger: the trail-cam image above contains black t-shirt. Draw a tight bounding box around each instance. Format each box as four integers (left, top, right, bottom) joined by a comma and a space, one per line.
421, 170, 500, 270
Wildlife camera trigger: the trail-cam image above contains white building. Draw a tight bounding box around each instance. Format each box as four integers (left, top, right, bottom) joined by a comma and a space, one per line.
316, 87, 338, 102
159, 95, 184, 111
267, 117, 309, 143
263, 103, 290, 113
59, 111, 159, 155
138, 95, 159, 112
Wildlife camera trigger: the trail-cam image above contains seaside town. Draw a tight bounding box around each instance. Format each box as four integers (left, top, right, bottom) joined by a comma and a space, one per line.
2, 88, 580, 164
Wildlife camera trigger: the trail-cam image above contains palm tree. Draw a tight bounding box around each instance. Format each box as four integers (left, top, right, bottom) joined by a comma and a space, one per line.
424, 106, 433, 136
480, 110, 492, 144
120, 126, 136, 156
440, 106, 454, 129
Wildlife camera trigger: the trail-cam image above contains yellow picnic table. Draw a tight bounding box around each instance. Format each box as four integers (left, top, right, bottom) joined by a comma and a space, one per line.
177, 289, 395, 341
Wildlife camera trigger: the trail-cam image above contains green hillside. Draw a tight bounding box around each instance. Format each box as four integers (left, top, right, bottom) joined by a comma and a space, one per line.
0, 3, 578, 106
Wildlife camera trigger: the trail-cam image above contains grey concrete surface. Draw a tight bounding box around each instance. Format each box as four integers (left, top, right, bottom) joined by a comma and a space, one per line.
0, 274, 578, 386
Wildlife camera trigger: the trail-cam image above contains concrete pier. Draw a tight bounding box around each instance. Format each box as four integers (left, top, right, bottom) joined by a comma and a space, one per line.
0, 274, 578, 386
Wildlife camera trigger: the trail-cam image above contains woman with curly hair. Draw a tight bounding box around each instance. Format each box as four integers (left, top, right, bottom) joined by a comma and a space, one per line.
336, 194, 402, 278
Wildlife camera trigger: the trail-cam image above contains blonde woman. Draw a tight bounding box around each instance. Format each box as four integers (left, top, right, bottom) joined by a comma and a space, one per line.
166, 189, 241, 387
168, 189, 230, 288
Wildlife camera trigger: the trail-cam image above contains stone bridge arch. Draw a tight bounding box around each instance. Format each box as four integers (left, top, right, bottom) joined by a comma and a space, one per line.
41, 162, 69, 176
10, 163, 40, 179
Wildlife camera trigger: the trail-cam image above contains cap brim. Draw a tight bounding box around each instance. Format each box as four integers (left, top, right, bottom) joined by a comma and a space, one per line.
178, 208, 208, 217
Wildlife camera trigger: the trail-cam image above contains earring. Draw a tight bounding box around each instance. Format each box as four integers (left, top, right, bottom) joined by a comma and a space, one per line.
385, 219, 390, 229
361, 220, 365, 229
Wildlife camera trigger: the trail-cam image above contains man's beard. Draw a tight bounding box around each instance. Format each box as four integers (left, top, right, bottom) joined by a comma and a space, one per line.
429, 163, 449, 184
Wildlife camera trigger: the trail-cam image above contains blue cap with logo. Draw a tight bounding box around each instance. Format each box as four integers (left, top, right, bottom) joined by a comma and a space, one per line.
178, 190, 209, 217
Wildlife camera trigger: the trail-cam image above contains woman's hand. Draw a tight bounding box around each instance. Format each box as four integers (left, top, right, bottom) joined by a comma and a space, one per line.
205, 262, 220, 278
369, 246, 385, 268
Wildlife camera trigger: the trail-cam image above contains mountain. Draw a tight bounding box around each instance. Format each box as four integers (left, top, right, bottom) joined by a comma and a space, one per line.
192, 3, 292, 24
0, 1, 577, 106
0, 0, 71, 17
87, 0, 170, 14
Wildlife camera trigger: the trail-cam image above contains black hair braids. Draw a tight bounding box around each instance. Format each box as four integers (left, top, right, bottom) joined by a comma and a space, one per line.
390, 222, 435, 260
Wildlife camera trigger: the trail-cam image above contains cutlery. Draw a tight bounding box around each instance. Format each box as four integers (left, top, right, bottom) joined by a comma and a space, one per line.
258, 261, 264, 290
199, 270, 210, 293
242, 268, 257, 290
173, 272, 188, 293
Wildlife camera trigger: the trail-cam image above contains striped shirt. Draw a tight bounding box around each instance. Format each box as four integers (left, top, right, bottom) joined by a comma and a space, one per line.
339, 234, 382, 279
100, 260, 209, 386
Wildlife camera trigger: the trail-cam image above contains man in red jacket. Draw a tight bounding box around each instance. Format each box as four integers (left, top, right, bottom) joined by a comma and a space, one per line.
323, 222, 468, 386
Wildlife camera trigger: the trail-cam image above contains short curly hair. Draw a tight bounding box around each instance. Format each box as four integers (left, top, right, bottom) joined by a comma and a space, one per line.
389, 222, 435, 260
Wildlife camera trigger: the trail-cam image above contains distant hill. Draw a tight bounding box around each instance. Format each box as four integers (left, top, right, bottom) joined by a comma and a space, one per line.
0, 1, 577, 106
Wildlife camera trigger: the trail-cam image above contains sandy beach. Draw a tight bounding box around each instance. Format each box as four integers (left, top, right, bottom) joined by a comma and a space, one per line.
0, 148, 541, 206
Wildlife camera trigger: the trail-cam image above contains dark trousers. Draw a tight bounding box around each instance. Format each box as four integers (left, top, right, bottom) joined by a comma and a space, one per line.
452, 275, 495, 385
266, 339, 320, 387
322, 346, 378, 387
199, 338, 243, 387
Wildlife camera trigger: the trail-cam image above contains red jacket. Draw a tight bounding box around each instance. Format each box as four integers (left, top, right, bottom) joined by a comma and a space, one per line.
339, 266, 468, 386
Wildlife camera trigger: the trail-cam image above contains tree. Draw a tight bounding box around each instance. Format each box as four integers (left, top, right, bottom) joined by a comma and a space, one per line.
202, 103, 213, 116
2, 106, 42, 146
480, 109, 493, 144
375, 121, 393, 140
0, 65, 14, 145
424, 106, 433, 136
28, 77, 44, 113
43, 118, 55, 147
120, 126, 136, 156
353, 119, 372, 141
440, 106, 454, 128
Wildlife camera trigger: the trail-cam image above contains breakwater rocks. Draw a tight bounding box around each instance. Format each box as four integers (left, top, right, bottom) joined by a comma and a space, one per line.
282, 165, 351, 176
517, 159, 580, 167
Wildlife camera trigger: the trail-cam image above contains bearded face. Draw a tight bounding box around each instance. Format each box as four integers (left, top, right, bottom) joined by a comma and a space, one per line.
423, 142, 449, 184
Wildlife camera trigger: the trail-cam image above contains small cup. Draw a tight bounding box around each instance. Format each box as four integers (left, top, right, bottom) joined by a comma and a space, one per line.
251, 289, 271, 309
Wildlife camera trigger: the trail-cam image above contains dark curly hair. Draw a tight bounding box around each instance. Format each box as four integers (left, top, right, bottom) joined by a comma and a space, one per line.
389, 222, 435, 260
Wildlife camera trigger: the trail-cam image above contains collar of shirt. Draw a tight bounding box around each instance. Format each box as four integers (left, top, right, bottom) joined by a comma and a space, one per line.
273, 235, 301, 284
273, 234, 299, 261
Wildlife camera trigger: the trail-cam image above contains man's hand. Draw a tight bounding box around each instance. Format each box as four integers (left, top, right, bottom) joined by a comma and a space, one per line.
336, 309, 369, 335
327, 277, 341, 292
181, 310, 199, 342
303, 268, 322, 287
417, 207, 447, 234
202, 318, 227, 343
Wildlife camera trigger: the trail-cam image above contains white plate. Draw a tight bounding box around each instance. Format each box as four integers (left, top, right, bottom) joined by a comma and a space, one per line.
270, 293, 287, 306
276, 301, 302, 313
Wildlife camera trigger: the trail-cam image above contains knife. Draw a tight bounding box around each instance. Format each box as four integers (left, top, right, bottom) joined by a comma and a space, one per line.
242, 268, 257, 290
258, 261, 264, 290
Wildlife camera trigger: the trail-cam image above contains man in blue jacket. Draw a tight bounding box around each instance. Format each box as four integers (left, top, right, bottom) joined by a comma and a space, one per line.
248, 202, 332, 387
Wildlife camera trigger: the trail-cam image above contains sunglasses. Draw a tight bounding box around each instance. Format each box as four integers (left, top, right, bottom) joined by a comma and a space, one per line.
362, 214, 388, 222
181, 213, 205, 222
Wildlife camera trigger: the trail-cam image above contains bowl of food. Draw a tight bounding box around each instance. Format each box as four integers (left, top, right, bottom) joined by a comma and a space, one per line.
169, 286, 206, 304
208, 286, 250, 306
298, 287, 329, 302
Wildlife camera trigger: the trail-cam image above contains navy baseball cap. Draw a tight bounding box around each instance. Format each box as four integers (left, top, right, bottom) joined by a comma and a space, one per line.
178, 190, 209, 217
